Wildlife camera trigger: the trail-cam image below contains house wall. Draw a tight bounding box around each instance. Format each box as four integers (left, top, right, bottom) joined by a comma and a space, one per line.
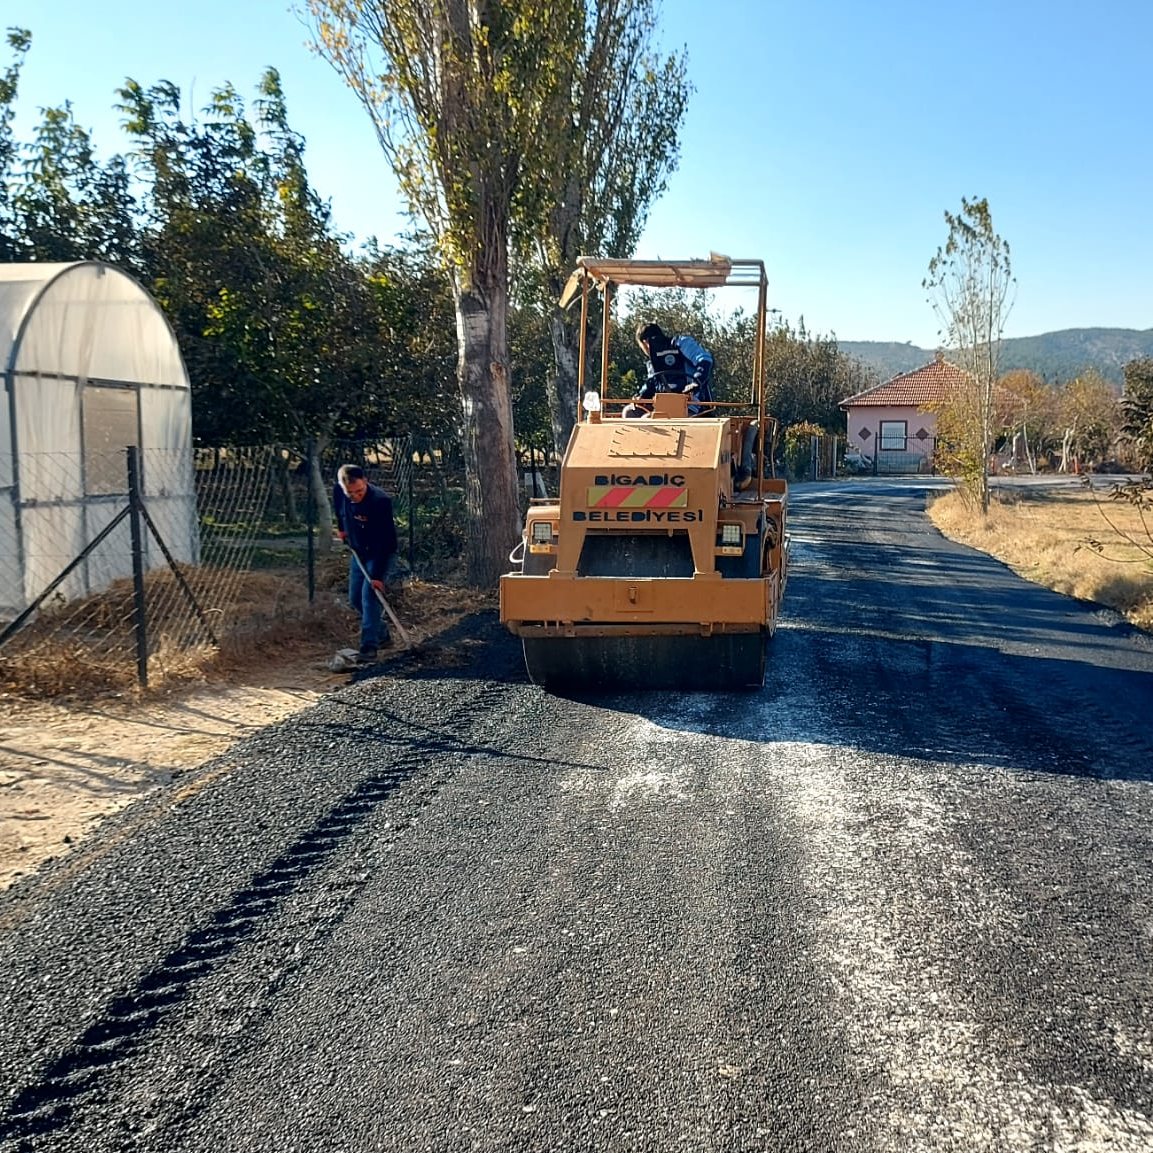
845, 405, 937, 463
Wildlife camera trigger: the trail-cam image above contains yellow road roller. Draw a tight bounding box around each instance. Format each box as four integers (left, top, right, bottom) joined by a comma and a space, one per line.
499, 255, 788, 690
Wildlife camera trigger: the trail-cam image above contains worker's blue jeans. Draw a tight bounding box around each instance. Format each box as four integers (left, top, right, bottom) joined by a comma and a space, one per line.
348, 563, 387, 651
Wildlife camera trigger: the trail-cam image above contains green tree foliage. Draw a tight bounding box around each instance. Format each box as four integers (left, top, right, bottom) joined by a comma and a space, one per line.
2, 36, 459, 455
11, 102, 141, 269
1, 33, 141, 269
12, 103, 92, 261
1122, 357, 1153, 470
119, 77, 293, 444
118, 72, 413, 449
364, 238, 460, 441
508, 301, 554, 459
0, 28, 31, 261
117, 70, 472, 547
924, 196, 1015, 511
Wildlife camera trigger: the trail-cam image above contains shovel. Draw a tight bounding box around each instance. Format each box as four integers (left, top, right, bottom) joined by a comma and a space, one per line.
347, 547, 416, 650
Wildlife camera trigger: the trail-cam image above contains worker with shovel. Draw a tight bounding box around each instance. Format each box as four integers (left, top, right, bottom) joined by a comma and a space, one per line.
333, 463, 398, 664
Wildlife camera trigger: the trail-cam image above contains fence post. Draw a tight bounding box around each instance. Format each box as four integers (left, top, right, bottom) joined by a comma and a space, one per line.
407, 453, 415, 571
306, 439, 316, 604
126, 446, 149, 689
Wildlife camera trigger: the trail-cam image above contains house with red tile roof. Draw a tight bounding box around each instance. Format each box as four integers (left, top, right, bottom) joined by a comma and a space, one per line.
840, 352, 972, 473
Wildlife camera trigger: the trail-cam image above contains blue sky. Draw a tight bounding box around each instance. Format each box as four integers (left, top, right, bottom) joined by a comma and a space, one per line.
6, 0, 1152, 347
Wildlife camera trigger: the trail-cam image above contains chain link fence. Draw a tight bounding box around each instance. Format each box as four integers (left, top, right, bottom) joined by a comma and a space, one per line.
0, 438, 470, 697
782, 434, 840, 481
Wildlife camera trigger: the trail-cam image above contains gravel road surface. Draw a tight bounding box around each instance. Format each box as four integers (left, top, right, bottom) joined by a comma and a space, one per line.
2, 479, 1152, 1152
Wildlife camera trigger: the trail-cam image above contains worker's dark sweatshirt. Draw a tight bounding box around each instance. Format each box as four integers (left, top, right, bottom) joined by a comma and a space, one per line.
333, 483, 398, 579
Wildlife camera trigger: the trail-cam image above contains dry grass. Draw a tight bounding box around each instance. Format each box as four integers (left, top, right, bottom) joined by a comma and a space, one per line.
0, 561, 495, 703
926, 482, 1153, 631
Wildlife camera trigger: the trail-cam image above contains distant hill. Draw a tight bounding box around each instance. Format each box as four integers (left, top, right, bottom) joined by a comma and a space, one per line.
840, 328, 1153, 386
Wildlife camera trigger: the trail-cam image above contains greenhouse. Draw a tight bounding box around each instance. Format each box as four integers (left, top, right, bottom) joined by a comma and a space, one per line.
0, 261, 198, 622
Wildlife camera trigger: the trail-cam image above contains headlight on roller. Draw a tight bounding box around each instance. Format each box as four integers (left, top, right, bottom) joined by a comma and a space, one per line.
531, 521, 554, 544
720, 523, 742, 546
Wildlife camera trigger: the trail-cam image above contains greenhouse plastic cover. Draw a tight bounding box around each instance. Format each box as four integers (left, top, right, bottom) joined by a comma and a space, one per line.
1, 262, 188, 392
0, 262, 196, 618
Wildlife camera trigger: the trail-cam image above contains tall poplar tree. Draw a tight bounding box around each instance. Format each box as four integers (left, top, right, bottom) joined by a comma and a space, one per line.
522, 1, 689, 458
308, 0, 595, 585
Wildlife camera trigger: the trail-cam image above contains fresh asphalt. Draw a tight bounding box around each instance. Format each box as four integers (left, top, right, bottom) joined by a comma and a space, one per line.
1, 477, 1151, 1152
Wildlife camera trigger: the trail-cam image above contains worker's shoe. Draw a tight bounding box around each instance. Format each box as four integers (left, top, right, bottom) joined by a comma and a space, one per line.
735, 466, 753, 491
356, 647, 378, 664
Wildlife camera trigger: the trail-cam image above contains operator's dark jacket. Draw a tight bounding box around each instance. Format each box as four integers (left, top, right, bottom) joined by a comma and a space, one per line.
636, 333, 714, 402
333, 482, 398, 580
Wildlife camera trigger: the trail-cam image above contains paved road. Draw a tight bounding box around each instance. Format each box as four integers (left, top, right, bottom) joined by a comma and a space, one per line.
2, 479, 1152, 1152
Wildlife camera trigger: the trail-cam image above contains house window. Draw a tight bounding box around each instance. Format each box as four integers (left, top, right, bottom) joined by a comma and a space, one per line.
879, 420, 907, 451
83, 384, 139, 495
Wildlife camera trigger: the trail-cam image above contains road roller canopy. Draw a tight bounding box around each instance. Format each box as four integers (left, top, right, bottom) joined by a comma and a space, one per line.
559, 255, 767, 308
562, 252, 774, 430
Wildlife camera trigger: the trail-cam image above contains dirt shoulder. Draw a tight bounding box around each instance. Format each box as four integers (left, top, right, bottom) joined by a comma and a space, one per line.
0, 659, 337, 891
0, 581, 495, 892
927, 480, 1153, 632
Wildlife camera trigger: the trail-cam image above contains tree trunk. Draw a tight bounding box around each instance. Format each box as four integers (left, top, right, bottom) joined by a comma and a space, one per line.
979, 377, 993, 513
546, 303, 581, 460
453, 274, 521, 587
275, 448, 300, 526
309, 433, 334, 555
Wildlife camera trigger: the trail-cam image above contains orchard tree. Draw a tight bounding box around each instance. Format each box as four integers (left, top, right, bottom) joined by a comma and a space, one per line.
924, 196, 1015, 512
1, 32, 140, 269
1058, 370, 1119, 472
508, 299, 554, 468
13, 105, 91, 260
12, 103, 140, 269
120, 72, 393, 456
119, 77, 291, 444
307, 0, 589, 585
761, 318, 875, 433
997, 369, 1055, 473
245, 69, 395, 449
